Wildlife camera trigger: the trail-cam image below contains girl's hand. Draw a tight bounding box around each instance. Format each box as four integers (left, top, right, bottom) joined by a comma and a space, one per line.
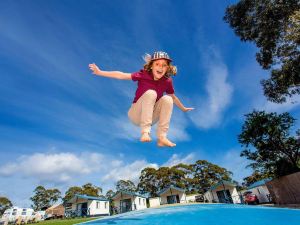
89, 63, 101, 75
183, 107, 194, 112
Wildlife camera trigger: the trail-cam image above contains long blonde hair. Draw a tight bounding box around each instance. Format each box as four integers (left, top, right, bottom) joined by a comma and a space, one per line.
143, 60, 177, 78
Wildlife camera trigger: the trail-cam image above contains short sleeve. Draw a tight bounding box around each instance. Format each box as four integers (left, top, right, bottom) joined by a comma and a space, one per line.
166, 78, 175, 94
131, 70, 143, 82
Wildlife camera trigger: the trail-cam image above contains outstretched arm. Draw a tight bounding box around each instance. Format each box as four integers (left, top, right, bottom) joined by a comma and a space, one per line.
89, 63, 132, 80
169, 94, 194, 112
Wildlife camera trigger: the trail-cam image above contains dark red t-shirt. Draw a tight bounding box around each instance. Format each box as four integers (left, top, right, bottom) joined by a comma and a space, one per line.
131, 70, 175, 103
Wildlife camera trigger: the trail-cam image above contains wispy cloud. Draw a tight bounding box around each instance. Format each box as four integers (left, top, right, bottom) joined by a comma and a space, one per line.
102, 160, 158, 184
189, 47, 233, 129
253, 95, 300, 114
162, 153, 196, 167
0, 152, 104, 184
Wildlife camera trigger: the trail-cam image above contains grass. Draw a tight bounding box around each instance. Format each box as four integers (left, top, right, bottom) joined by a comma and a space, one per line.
37, 217, 100, 225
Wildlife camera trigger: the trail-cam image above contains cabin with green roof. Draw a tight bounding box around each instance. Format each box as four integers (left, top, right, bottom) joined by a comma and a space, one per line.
65, 194, 110, 217
203, 180, 241, 204
111, 191, 147, 213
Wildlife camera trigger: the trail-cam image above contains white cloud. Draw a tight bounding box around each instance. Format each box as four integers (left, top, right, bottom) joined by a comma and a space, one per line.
0, 151, 197, 189
102, 160, 158, 184
189, 48, 233, 129
0, 151, 160, 187
163, 153, 196, 167
253, 95, 300, 114
0, 152, 104, 184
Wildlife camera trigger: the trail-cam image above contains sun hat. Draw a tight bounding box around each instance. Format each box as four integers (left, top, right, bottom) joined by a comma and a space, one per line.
143, 51, 172, 63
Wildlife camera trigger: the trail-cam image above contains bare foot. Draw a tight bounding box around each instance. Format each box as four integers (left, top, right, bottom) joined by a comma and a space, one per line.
140, 132, 152, 142
157, 137, 176, 147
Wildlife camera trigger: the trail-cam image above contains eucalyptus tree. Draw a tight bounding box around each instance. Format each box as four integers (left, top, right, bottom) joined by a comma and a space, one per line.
138, 161, 233, 196
116, 180, 136, 192
224, 0, 300, 103
0, 197, 12, 216
30, 186, 61, 211
137, 167, 159, 196
63, 183, 102, 204
238, 110, 300, 177
191, 160, 233, 193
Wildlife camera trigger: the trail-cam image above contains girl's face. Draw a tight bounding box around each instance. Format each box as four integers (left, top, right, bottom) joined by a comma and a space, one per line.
151, 59, 169, 80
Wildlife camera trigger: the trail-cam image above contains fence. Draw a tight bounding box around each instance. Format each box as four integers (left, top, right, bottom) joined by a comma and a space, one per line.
266, 172, 300, 204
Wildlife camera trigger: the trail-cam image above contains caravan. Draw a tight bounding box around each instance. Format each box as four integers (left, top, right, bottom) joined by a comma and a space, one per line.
1, 207, 34, 223
1, 207, 22, 223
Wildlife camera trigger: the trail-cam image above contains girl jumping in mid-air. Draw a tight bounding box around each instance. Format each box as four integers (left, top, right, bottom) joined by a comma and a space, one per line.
89, 51, 194, 147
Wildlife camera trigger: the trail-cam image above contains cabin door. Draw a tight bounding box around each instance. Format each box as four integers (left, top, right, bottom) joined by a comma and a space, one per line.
120, 199, 132, 213
167, 195, 178, 204
216, 190, 233, 203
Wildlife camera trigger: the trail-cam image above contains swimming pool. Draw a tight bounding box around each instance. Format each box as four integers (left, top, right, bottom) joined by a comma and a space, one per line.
81, 204, 300, 225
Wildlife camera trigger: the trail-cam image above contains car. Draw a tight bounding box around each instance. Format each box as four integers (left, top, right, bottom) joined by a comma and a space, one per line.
243, 191, 259, 205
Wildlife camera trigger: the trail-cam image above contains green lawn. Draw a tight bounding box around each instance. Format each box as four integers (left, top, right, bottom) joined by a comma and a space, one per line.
38, 217, 100, 225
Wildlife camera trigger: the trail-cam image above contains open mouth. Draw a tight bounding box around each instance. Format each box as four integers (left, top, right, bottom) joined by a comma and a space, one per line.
156, 70, 163, 75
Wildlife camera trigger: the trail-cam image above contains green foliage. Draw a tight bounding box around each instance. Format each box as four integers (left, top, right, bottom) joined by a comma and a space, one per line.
63, 186, 82, 204
115, 180, 136, 192
63, 183, 102, 204
137, 167, 159, 196
0, 196, 12, 216
82, 183, 102, 196
224, 1, 300, 103
105, 190, 115, 200
137, 161, 233, 196
238, 110, 300, 178
192, 160, 233, 193
242, 170, 270, 187
30, 186, 61, 211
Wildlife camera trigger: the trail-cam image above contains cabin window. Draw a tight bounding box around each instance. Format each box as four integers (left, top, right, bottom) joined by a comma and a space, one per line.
105, 202, 107, 209
139, 198, 141, 205
96, 201, 100, 209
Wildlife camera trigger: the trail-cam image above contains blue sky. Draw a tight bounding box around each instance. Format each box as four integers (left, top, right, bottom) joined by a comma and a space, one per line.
0, 0, 299, 207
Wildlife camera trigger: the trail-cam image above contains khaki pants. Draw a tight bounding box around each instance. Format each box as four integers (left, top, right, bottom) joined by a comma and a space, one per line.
128, 90, 173, 138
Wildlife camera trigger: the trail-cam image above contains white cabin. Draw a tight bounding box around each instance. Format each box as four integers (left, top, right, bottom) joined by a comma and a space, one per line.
65, 194, 110, 217
157, 186, 187, 205
149, 186, 187, 208
112, 191, 147, 214
204, 180, 242, 204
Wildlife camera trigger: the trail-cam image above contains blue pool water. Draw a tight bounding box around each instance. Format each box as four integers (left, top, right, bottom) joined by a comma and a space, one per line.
81, 204, 300, 225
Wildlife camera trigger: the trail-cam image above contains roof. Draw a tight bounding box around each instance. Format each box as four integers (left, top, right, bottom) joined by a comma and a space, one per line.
247, 178, 272, 189
208, 180, 237, 191
46, 204, 63, 210
111, 191, 147, 200
67, 194, 108, 203
157, 185, 185, 196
